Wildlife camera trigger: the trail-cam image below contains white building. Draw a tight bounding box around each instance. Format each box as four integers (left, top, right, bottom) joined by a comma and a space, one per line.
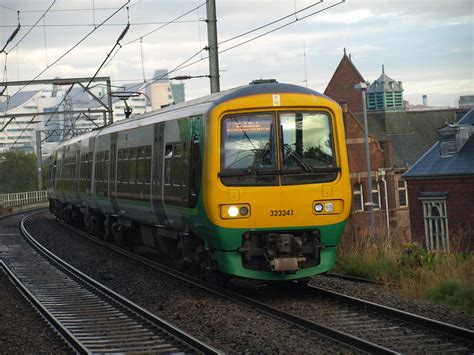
0, 70, 185, 154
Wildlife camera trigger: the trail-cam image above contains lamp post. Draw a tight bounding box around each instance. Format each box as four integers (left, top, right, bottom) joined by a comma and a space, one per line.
354, 82, 375, 243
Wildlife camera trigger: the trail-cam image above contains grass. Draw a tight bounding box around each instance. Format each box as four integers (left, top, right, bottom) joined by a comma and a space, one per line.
334, 228, 474, 314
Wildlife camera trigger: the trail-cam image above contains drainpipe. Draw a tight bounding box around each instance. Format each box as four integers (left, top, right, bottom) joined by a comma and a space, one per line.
378, 169, 390, 239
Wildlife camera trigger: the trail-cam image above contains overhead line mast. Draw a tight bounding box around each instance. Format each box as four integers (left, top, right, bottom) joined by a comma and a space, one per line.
206, 0, 220, 93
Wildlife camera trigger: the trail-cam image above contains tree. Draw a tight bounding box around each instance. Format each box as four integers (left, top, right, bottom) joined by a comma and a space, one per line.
0, 151, 37, 194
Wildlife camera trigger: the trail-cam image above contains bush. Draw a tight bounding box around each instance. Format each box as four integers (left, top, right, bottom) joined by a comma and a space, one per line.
335, 230, 474, 313
426, 280, 474, 314
0, 150, 38, 193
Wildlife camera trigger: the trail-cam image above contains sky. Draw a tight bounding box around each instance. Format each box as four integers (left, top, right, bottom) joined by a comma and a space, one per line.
0, 0, 473, 107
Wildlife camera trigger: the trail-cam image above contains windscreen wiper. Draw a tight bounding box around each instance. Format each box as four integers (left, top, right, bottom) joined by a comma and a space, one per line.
283, 143, 312, 172
247, 124, 273, 174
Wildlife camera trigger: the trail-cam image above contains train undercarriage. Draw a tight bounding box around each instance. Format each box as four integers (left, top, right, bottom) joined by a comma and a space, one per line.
49, 199, 323, 282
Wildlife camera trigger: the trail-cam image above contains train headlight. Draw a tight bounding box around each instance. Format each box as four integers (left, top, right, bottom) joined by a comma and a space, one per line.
312, 200, 343, 215
228, 206, 239, 217
324, 202, 334, 212
221, 204, 251, 219
314, 203, 324, 213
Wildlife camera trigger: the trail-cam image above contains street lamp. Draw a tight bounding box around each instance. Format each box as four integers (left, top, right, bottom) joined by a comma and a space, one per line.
354, 82, 375, 243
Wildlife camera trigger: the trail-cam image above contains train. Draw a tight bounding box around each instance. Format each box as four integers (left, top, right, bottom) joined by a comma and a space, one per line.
47, 79, 351, 282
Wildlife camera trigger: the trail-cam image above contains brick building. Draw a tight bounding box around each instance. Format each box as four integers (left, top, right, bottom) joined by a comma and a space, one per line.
325, 50, 402, 237
324, 50, 469, 239
404, 109, 474, 252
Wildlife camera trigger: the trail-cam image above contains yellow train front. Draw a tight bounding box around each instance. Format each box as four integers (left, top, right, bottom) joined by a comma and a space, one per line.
202, 80, 351, 281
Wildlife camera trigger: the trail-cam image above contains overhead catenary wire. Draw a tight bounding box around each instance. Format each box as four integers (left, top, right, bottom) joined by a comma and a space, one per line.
128, 0, 345, 91
123, 1, 207, 46
3, 0, 130, 107
84, 7, 131, 90
100, 2, 209, 76
0, 11, 21, 53
108, 0, 345, 96
2, 1, 130, 141
5, 1, 55, 55
219, 1, 345, 55
0, 4, 18, 12
10, 0, 141, 13
219, 0, 323, 45
0, 20, 203, 28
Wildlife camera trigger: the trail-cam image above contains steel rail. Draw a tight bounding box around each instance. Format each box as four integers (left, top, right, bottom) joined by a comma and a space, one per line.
324, 272, 375, 284
308, 284, 474, 341
49, 213, 398, 355
19, 213, 222, 355
0, 260, 87, 354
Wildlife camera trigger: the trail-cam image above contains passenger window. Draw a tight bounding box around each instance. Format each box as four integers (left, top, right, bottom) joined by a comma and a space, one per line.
145, 146, 152, 184
173, 143, 183, 186
130, 149, 137, 184
137, 147, 146, 184
164, 144, 172, 185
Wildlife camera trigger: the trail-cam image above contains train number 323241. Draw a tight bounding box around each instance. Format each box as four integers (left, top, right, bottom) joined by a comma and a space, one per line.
270, 209, 294, 217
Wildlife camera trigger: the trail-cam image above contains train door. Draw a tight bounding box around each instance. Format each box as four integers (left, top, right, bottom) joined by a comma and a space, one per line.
189, 115, 202, 208
152, 123, 168, 226
109, 133, 119, 214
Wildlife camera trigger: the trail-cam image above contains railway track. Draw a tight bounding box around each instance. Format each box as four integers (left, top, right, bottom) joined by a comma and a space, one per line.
249, 284, 474, 354
43, 210, 474, 354
0, 210, 220, 354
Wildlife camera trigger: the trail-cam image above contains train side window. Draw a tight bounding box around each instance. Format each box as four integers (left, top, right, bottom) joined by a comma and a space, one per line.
99, 152, 104, 182
130, 148, 138, 184
145, 146, 152, 184
117, 149, 122, 183
173, 143, 183, 186
95, 152, 100, 182
137, 147, 146, 184
123, 149, 130, 184
164, 144, 173, 185
86, 153, 92, 182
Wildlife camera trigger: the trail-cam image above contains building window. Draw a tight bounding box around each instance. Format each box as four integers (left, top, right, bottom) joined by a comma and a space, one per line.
398, 180, 408, 207
420, 196, 449, 252
353, 184, 364, 212
372, 181, 380, 210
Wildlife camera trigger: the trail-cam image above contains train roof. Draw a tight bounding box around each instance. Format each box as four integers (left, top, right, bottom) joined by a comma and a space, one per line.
57, 82, 331, 148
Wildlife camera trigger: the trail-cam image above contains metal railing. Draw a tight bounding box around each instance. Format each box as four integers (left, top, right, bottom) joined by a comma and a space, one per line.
0, 190, 48, 208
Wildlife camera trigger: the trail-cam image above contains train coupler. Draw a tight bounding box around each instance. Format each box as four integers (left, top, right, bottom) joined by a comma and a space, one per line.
270, 257, 306, 272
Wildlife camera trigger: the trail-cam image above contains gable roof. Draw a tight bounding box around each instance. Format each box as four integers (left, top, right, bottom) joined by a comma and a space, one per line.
324, 51, 366, 114
404, 109, 474, 178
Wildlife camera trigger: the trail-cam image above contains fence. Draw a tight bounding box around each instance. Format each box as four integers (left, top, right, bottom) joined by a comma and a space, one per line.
0, 190, 48, 208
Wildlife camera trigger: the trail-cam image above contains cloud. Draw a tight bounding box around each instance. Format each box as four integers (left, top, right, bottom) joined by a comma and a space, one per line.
316, 9, 375, 24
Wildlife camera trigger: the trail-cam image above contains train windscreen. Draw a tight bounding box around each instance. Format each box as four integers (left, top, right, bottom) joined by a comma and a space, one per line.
220, 111, 338, 186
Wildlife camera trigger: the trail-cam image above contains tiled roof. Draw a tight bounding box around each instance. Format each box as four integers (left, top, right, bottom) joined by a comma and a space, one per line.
404, 109, 474, 178
324, 52, 366, 114
355, 109, 465, 168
